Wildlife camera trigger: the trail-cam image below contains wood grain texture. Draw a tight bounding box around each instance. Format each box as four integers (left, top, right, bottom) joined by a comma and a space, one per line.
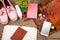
0, 19, 60, 40
0, 0, 60, 40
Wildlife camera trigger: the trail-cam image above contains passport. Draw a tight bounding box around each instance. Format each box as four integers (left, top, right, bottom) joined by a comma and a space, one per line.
10, 27, 27, 40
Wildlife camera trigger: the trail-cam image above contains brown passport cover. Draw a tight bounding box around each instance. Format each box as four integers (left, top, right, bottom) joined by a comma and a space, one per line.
10, 27, 27, 40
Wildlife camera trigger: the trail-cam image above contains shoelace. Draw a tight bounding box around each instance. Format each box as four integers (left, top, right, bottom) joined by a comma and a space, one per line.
0, 8, 6, 15
7, 6, 14, 12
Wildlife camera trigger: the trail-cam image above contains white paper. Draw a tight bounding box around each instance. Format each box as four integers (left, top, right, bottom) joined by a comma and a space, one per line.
22, 26, 37, 40
2, 25, 37, 40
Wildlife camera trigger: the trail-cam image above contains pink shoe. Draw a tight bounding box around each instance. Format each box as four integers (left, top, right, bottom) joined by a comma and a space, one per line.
0, 1, 8, 24
4, 0, 18, 21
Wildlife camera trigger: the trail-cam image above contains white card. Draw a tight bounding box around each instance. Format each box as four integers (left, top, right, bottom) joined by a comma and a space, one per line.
2, 25, 37, 40
40, 21, 52, 37
15, 5, 22, 18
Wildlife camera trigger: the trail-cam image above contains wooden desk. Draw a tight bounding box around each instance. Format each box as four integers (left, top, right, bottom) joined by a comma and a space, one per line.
0, 19, 60, 40
0, 0, 60, 40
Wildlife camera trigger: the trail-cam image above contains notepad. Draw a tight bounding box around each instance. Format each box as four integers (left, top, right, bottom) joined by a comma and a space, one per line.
2, 25, 37, 40
27, 3, 38, 18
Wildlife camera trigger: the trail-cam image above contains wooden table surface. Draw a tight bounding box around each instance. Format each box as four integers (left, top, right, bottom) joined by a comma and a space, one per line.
0, 19, 60, 40
0, 0, 60, 40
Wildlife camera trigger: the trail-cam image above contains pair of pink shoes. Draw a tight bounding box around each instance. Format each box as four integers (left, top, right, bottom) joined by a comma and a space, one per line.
0, 0, 18, 24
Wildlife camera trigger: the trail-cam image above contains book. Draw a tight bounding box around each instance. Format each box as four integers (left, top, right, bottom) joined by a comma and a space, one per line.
2, 25, 37, 40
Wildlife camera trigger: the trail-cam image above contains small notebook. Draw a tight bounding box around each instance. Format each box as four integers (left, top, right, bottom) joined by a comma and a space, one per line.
10, 27, 27, 40
27, 3, 38, 18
